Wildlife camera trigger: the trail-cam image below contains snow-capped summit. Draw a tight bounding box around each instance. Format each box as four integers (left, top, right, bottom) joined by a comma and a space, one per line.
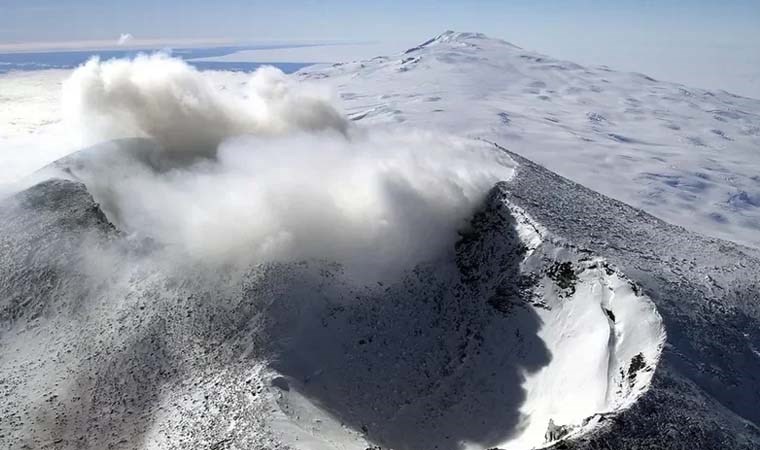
405, 30, 519, 52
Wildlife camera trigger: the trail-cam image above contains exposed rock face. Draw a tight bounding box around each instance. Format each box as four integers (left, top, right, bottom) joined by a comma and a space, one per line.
546, 419, 571, 442
0, 179, 116, 323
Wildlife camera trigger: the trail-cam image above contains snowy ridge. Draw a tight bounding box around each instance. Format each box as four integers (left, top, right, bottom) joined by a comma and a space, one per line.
489, 188, 666, 448
494, 144, 760, 449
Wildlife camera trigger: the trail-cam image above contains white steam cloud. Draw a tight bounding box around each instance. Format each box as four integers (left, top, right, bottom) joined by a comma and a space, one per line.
117, 33, 133, 46
59, 55, 514, 278
62, 54, 347, 160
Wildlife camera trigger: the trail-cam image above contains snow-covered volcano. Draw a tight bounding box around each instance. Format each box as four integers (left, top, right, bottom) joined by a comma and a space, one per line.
1, 32, 760, 450
300, 31, 760, 249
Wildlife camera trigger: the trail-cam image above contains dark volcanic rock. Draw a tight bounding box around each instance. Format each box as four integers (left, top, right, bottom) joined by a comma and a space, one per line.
0, 179, 116, 323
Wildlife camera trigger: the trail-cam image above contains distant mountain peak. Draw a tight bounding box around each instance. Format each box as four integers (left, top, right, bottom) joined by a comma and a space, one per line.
434, 30, 489, 42
405, 30, 520, 54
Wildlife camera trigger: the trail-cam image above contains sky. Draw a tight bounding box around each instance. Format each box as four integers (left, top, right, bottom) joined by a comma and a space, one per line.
0, 0, 759, 96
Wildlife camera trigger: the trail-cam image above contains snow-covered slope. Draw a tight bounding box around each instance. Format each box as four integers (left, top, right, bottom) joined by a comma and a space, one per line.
300, 31, 760, 249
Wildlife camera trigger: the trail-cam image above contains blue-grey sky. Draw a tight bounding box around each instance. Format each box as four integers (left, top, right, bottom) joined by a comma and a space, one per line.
0, 1, 759, 97
1, 1, 758, 43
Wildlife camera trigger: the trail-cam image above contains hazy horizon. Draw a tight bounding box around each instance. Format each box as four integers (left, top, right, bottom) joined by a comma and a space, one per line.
1, 1, 759, 97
